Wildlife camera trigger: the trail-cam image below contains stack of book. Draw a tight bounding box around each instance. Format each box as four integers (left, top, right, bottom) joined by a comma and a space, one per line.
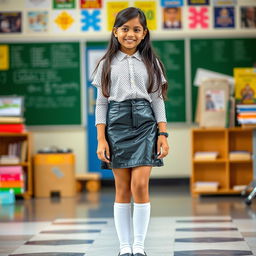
236, 104, 256, 126
233, 185, 247, 191
194, 151, 219, 160
0, 166, 25, 195
229, 150, 251, 160
0, 140, 27, 164
0, 116, 25, 133
194, 181, 219, 192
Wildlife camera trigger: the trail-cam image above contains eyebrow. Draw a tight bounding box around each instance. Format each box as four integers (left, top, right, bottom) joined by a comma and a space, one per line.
122, 25, 142, 28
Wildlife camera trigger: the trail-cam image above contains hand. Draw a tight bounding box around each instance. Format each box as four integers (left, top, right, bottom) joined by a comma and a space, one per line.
97, 139, 111, 163
157, 135, 169, 159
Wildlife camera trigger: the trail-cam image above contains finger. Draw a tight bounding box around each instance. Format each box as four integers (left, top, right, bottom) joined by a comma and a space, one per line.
157, 142, 161, 155
97, 151, 109, 163
105, 148, 110, 160
104, 150, 110, 162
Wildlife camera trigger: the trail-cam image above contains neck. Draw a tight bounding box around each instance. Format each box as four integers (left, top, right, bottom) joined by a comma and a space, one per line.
120, 47, 136, 56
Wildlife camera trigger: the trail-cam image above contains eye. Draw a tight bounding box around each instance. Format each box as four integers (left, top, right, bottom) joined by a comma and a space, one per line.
121, 27, 128, 32
134, 28, 142, 33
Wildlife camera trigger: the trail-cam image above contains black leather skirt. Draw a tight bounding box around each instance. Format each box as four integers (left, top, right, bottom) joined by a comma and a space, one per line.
100, 98, 164, 169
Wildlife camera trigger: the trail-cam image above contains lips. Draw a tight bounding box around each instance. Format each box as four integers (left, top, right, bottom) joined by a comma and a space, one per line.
125, 39, 136, 43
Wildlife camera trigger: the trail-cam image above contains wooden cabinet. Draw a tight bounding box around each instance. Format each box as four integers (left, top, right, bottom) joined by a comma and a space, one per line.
191, 128, 253, 196
0, 132, 33, 199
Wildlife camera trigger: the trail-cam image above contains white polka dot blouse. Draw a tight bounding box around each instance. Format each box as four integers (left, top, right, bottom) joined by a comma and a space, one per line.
91, 50, 167, 126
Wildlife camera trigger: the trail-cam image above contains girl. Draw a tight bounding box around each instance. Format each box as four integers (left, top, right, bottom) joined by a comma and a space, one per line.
91, 7, 169, 256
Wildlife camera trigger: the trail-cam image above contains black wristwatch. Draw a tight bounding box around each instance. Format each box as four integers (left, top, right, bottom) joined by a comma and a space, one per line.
158, 132, 169, 137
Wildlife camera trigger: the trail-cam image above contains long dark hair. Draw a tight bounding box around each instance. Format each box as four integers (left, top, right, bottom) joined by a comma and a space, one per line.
92, 7, 168, 100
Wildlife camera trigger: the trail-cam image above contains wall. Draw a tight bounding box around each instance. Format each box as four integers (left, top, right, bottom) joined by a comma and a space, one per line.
1, 0, 256, 178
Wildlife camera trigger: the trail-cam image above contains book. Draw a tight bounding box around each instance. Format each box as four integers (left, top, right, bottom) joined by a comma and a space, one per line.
229, 151, 251, 160
0, 180, 24, 188
0, 187, 24, 194
0, 155, 20, 164
21, 141, 28, 162
0, 116, 24, 124
234, 68, 256, 104
233, 185, 247, 191
0, 173, 23, 182
194, 151, 219, 160
0, 123, 25, 133
194, 181, 219, 192
0, 166, 23, 174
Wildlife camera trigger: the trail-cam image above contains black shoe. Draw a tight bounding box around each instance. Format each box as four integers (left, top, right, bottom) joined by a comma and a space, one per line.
118, 253, 133, 256
133, 253, 147, 256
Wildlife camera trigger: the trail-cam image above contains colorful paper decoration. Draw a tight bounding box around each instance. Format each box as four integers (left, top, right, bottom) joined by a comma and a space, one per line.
107, 2, 129, 31
134, 1, 157, 30
80, 0, 102, 9
188, 7, 209, 29
81, 10, 101, 31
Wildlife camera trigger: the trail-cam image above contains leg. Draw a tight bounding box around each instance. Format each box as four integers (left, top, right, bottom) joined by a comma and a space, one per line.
112, 168, 132, 255
131, 166, 152, 255
113, 168, 132, 203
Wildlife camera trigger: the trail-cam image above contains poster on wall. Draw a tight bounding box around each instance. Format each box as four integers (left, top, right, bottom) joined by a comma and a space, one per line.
134, 1, 157, 30
161, 0, 183, 7
53, 0, 75, 9
213, 0, 237, 5
0, 45, 9, 70
214, 6, 235, 28
162, 7, 182, 29
0, 12, 22, 33
240, 7, 256, 28
25, 0, 51, 8
188, 0, 209, 5
27, 11, 48, 32
188, 7, 209, 29
53, 10, 77, 32
107, 2, 129, 31
81, 10, 101, 31
80, 0, 102, 8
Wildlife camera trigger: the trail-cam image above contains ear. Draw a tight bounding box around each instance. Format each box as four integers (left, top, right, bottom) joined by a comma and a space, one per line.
142, 29, 147, 39
113, 27, 118, 38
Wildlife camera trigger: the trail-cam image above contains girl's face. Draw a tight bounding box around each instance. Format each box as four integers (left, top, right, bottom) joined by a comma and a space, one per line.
113, 16, 147, 55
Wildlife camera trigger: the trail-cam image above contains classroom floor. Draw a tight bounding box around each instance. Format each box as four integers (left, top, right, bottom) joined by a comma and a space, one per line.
0, 185, 256, 256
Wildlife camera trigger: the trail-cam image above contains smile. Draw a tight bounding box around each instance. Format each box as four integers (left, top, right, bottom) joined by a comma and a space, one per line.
124, 39, 136, 43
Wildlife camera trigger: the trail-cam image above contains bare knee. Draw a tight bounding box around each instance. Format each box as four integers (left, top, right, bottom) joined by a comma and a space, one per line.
131, 180, 148, 198
115, 181, 131, 202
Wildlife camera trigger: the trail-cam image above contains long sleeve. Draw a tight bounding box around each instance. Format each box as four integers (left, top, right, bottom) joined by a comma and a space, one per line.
91, 60, 108, 126
150, 59, 167, 123
151, 88, 167, 123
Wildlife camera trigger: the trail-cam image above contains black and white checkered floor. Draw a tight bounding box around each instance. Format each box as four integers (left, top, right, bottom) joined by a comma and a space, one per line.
1, 216, 256, 256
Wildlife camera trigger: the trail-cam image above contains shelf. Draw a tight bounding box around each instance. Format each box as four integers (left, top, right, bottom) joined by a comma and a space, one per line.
0, 132, 32, 199
0, 132, 30, 137
191, 128, 253, 196
193, 189, 242, 195
193, 158, 227, 163
229, 159, 252, 163
0, 162, 30, 166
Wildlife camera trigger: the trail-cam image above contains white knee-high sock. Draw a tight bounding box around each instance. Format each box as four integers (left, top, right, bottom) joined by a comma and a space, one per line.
114, 202, 132, 254
132, 202, 151, 255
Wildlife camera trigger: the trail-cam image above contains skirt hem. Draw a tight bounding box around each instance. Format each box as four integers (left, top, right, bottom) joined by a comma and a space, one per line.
101, 161, 164, 170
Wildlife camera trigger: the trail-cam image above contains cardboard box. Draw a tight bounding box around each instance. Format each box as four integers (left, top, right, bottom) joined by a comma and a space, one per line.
34, 154, 75, 197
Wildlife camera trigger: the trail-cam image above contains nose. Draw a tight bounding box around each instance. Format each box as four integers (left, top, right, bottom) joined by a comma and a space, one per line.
127, 29, 135, 37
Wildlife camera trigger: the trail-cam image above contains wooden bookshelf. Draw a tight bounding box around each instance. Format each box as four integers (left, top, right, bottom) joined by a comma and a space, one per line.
191, 127, 253, 196
0, 132, 33, 199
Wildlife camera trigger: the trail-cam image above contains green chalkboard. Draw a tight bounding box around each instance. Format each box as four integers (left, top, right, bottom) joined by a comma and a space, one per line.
0, 42, 81, 125
87, 40, 186, 123
153, 40, 186, 122
191, 38, 256, 121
